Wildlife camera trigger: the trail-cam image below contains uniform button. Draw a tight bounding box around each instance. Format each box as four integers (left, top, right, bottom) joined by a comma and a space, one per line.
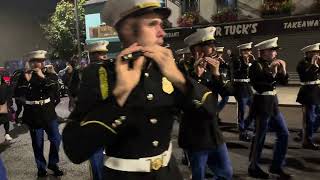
150, 118, 158, 124
144, 73, 149, 77
115, 120, 122, 125
147, 94, 154, 101
198, 79, 201, 83
152, 141, 159, 147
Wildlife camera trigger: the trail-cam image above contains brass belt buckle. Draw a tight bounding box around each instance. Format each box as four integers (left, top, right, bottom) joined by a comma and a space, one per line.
39, 100, 44, 106
150, 157, 163, 171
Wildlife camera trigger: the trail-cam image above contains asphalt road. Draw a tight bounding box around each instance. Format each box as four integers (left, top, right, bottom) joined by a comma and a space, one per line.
1, 97, 320, 180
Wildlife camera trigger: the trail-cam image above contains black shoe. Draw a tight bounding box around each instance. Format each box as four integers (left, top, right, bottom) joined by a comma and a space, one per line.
248, 166, 270, 179
48, 164, 64, 176
181, 156, 189, 166
294, 131, 302, 142
302, 142, 320, 150
204, 167, 214, 178
37, 169, 48, 177
269, 168, 293, 179
239, 132, 251, 142
217, 116, 222, 125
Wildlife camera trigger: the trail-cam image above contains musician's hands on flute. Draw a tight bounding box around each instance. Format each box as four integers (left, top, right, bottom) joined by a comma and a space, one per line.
270, 59, 286, 76
24, 65, 46, 81
33, 68, 45, 79
312, 55, 320, 67
243, 52, 255, 64
248, 53, 256, 60
277, 59, 286, 75
24, 73, 32, 82
66, 64, 73, 73
204, 56, 220, 77
143, 45, 187, 93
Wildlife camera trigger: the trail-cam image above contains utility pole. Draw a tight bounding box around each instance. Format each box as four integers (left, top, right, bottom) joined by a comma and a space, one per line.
74, 0, 82, 63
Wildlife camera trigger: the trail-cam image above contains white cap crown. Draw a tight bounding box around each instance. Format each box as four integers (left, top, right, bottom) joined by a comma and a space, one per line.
254, 37, 279, 51
86, 41, 109, 53
184, 26, 216, 47
26, 50, 47, 60
237, 42, 253, 50
101, 0, 170, 27
175, 47, 191, 55
301, 43, 320, 53
215, 47, 224, 53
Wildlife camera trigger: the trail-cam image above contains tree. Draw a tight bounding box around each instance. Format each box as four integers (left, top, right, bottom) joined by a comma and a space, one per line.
42, 0, 87, 61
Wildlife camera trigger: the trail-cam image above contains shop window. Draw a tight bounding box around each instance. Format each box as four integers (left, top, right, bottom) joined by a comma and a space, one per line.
216, 0, 237, 12
161, 0, 166, 7
212, 0, 238, 24
181, 0, 200, 14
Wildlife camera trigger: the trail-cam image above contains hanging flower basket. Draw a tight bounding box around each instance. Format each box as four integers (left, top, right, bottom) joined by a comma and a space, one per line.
261, 0, 294, 17
211, 9, 238, 24
177, 11, 200, 27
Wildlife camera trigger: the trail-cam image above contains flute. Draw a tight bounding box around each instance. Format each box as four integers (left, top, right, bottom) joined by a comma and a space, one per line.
121, 44, 170, 69
25, 67, 47, 74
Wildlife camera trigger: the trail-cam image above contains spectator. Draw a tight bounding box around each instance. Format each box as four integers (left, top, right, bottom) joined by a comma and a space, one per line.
0, 76, 13, 141
61, 59, 80, 112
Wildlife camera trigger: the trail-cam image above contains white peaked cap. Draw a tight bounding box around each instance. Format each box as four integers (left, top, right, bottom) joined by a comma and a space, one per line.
301, 43, 320, 53
175, 47, 191, 55
184, 26, 216, 47
254, 37, 279, 51
101, 0, 171, 27
86, 41, 109, 53
237, 42, 253, 50
26, 50, 47, 60
215, 47, 224, 52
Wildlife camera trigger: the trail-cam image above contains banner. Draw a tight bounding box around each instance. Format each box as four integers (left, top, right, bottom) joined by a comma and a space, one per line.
165, 14, 320, 39
89, 25, 117, 38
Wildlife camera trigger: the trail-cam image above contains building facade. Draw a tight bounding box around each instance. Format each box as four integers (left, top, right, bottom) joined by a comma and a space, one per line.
84, 0, 320, 75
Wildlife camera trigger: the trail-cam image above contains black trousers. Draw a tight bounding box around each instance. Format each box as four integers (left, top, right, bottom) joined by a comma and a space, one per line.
102, 156, 183, 180
15, 100, 23, 118
0, 114, 9, 134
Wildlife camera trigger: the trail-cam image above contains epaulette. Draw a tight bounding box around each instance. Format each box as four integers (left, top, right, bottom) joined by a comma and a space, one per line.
98, 66, 109, 100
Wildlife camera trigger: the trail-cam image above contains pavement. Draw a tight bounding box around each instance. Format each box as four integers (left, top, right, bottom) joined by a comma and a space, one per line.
2, 85, 320, 180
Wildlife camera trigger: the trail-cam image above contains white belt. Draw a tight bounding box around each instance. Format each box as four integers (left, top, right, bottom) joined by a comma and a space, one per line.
234, 79, 250, 83
255, 90, 277, 96
221, 73, 227, 77
301, 80, 320, 85
104, 143, 172, 172
25, 98, 51, 105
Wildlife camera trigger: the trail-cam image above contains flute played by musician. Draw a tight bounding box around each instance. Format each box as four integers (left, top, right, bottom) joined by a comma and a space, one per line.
179, 27, 234, 180
296, 43, 320, 150
248, 37, 292, 179
232, 42, 255, 142
15, 50, 63, 177
62, 1, 222, 179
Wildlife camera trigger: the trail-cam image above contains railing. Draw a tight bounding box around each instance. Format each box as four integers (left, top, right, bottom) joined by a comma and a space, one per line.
288, 72, 300, 85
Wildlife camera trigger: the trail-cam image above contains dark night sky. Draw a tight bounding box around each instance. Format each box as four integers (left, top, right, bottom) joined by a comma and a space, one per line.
0, 0, 59, 65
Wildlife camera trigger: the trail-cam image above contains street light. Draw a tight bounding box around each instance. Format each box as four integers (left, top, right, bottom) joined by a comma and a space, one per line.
74, 0, 82, 63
